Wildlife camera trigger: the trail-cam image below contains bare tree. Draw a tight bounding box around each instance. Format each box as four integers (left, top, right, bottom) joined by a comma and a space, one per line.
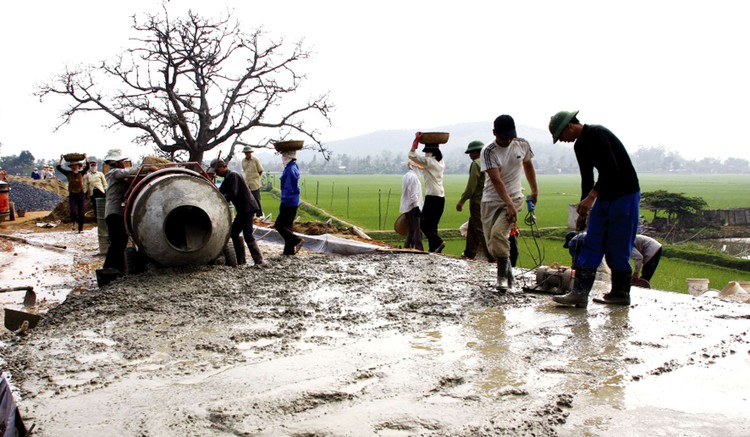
36, 8, 333, 163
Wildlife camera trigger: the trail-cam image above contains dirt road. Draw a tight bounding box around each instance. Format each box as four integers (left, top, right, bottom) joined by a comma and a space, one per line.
1, 226, 749, 436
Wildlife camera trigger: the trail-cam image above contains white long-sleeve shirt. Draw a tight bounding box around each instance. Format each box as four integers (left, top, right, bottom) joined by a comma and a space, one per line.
408, 150, 445, 197
631, 235, 663, 274
400, 167, 423, 213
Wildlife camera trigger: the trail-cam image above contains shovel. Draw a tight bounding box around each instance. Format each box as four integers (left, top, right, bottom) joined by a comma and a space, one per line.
0, 285, 37, 307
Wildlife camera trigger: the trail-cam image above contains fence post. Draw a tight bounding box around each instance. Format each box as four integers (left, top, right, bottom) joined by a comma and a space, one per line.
378, 189, 382, 230
383, 188, 391, 229
347, 186, 350, 218
316, 180, 319, 205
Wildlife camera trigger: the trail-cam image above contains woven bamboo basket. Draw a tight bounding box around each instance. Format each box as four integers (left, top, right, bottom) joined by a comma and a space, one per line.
63, 153, 86, 162
418, 132, 449, 145
273, 140, 305, 152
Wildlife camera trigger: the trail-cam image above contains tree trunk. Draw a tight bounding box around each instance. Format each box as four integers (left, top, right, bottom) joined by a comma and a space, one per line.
189, 151, 204, 164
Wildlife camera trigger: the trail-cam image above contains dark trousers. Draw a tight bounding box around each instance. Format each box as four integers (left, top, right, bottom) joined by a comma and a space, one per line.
509, 235, 518, 267
69, 192, 85, 231
463, 202, 488, 259
90, 189, 105, 219
404, 207, 424, 251
231, 211, 256, 262
641, 247, 663, 281
104, 214, 128, 272
577, 192, 640, 273
251, 189, 263, 217
420, 195, 445, 252
275, 204, 301, 255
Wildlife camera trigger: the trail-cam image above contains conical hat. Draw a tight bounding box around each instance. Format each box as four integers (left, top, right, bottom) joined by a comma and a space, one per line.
394, 213, 408, 236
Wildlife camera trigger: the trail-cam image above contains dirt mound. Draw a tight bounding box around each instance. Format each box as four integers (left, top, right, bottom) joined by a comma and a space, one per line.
294, 221, 354, 236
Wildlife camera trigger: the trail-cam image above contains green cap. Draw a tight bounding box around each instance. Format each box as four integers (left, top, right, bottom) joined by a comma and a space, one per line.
242, 145, 253, 153
465, 140, 484, 154
549, 110, 579, 143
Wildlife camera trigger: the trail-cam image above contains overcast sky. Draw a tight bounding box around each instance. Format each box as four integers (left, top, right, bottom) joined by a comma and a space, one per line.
1, 0, 748, 162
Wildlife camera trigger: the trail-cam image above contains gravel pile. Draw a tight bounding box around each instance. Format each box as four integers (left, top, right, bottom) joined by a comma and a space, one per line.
7, 180, 63, 211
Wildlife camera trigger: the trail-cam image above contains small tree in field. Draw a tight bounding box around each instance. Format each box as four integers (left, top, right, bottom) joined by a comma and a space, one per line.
641, 190, 708, 226
36, 8, 333, 163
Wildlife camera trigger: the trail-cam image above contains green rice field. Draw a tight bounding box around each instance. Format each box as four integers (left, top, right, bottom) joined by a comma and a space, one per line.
269, 173, 750, 231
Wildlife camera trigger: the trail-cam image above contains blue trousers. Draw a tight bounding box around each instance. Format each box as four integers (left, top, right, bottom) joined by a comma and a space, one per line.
576, 192, 640, 273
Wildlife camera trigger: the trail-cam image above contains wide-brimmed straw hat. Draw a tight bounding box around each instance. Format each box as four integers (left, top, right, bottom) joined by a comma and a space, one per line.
104, 149, 127, 162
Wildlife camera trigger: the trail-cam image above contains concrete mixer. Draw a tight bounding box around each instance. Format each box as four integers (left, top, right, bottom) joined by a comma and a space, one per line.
121, 164, 235, 270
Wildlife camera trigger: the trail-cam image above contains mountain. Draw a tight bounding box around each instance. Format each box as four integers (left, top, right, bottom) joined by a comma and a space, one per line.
297, 122, 556, 160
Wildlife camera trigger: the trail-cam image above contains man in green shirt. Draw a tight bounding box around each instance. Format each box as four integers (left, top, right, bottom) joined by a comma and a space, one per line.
456, 140, 490, 259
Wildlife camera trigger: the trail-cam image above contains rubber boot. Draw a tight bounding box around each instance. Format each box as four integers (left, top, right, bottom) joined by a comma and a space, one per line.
594, 270, 631, 305
496, 258, 510, 293
248, 240, 264, 266
553, 267, 596, 308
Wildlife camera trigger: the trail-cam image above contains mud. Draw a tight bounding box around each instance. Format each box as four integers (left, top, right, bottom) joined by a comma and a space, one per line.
1, 227, 749, 436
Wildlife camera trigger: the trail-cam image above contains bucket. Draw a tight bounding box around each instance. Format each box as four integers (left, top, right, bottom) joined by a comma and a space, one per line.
96, 198, 109, 254
0, 180, 9, 220
686, 278, 710, 296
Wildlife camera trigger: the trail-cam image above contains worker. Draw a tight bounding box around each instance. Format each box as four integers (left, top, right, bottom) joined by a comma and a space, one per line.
84, 158, 108, 220
563, 231, 585, 268
31, 168, 41, 180
57, 155, 90, 233
208, 158, 264, 266
240, 145, 264, 218
102, 149, 140, 273
631, 234, 663, 283
409, 133, 446, 253
549, 110, 640, 307
480, 115, 538, 292
275, 150, 304, 255
457, 140, 491, 260
400, 159, 424, 251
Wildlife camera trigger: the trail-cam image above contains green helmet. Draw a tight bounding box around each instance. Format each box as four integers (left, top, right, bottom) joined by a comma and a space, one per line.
549, 110, 579, 143
465, 140, 484, 154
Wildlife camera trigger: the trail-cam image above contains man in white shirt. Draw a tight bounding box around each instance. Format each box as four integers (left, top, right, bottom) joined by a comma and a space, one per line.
631, 234, 663, 283
408, 133, 446, 253
399, 160, 424, 250
480, 115, 538, 292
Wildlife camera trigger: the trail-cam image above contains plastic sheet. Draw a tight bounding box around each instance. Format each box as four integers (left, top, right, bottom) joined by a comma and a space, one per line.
253, 227, 381, 255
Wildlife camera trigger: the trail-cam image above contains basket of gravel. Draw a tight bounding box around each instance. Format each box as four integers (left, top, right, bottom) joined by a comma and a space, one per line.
418, 132, 449, 145
273, 140, 304, 152
63, 153, 86, 162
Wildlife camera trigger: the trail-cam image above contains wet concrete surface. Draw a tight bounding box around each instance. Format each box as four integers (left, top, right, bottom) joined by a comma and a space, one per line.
1, 228, 749, 436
